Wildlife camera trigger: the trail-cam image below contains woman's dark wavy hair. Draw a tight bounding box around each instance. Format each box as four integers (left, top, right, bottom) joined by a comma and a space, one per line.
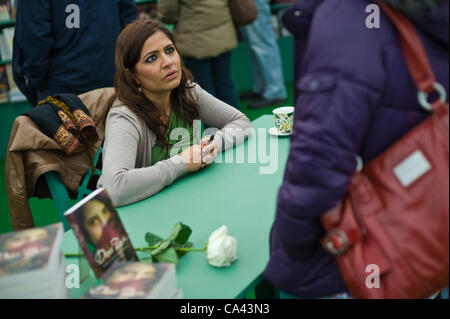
109, 20, 199, 153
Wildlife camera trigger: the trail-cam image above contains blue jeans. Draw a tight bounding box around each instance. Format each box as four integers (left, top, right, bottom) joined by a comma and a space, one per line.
183, 51, 241, 110
241, 0, 287, 100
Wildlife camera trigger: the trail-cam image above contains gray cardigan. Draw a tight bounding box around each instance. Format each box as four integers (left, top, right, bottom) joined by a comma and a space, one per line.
97, 84, 251, 206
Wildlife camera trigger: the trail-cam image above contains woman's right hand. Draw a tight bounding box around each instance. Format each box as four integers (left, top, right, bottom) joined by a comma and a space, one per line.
179, 145, 203, 172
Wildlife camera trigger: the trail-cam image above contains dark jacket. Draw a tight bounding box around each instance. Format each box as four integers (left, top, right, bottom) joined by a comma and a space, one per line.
12, 0, 136, 106
265, 0, 449, 297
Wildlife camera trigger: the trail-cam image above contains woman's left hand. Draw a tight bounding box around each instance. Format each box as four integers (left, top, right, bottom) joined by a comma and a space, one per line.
201, 136, 218, 167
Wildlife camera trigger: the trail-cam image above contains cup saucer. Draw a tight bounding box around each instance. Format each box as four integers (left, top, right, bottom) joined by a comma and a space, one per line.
269, 127, 292, 137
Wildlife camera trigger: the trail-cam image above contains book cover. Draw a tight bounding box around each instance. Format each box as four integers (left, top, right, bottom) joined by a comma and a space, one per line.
0, 2, 12, 21
2, 27, 14, 59
64, 188, 138, 278
0, 64, 9, 103
0, 223, 63, 286
0, 34, 9, 61
84, 262, 176, 299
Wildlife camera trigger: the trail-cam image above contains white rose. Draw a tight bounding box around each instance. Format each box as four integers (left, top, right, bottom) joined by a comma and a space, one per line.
206, 226, 238, 267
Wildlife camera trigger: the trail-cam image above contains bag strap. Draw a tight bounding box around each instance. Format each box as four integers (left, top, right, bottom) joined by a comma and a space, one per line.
376, 1, 447, 112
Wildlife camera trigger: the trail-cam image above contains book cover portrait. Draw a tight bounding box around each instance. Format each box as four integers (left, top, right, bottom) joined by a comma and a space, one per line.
85, 262, 175, 299
65, 189, 138, 278
0, 223, 62, 276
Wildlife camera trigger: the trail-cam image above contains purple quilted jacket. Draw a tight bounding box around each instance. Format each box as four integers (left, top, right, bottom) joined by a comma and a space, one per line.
265, 0, 449, 297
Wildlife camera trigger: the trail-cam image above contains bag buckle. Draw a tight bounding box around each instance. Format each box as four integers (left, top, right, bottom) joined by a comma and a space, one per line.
418, 82, 447, 111
323, 229, 349, 255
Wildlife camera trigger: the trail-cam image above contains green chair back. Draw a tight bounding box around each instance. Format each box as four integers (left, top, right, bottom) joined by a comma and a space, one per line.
44, 146, 103, 231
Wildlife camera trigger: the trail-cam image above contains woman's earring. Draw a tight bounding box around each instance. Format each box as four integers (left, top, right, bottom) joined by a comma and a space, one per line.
136, 80, 143, 93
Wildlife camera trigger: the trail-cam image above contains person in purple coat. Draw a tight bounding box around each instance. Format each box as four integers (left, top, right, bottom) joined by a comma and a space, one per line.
265, 0, 449, 298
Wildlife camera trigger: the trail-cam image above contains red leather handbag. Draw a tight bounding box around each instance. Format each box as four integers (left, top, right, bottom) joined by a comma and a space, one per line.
320, 2, 449, 299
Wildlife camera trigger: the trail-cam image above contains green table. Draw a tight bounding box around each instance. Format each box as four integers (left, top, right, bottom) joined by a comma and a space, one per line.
63, 115, 291, 299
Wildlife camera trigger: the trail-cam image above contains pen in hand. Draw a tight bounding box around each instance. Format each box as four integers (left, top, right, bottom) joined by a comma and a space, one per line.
201, 134, 215, 147
201, 135, 216, 166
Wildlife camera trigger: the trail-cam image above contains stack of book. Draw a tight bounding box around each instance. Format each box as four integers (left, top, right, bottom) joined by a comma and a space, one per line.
0, 223, 69, 298
84, 262, 183, 299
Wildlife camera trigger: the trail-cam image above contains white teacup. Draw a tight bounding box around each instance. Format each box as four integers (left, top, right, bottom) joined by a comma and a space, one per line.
273, 106, 294, 134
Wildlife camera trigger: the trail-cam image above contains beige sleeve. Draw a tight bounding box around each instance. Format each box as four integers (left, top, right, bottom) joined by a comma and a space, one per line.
193, 84, 252, 153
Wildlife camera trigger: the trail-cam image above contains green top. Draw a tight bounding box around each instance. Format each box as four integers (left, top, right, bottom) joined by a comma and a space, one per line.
151, 111, 194, 165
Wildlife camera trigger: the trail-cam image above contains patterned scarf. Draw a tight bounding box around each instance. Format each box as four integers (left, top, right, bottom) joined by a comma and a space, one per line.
23, 94, 98, 172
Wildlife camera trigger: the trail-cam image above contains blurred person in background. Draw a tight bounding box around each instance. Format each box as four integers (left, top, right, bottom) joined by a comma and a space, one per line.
264, 0, 449, 298
12, 0, 137, 106
239, 0, 287, 108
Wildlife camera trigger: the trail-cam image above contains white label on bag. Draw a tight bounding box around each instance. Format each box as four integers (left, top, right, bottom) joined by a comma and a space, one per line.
393, 150, 431, 187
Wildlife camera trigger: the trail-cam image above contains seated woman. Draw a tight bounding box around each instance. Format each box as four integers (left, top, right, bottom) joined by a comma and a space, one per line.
97, 20, 251, 206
